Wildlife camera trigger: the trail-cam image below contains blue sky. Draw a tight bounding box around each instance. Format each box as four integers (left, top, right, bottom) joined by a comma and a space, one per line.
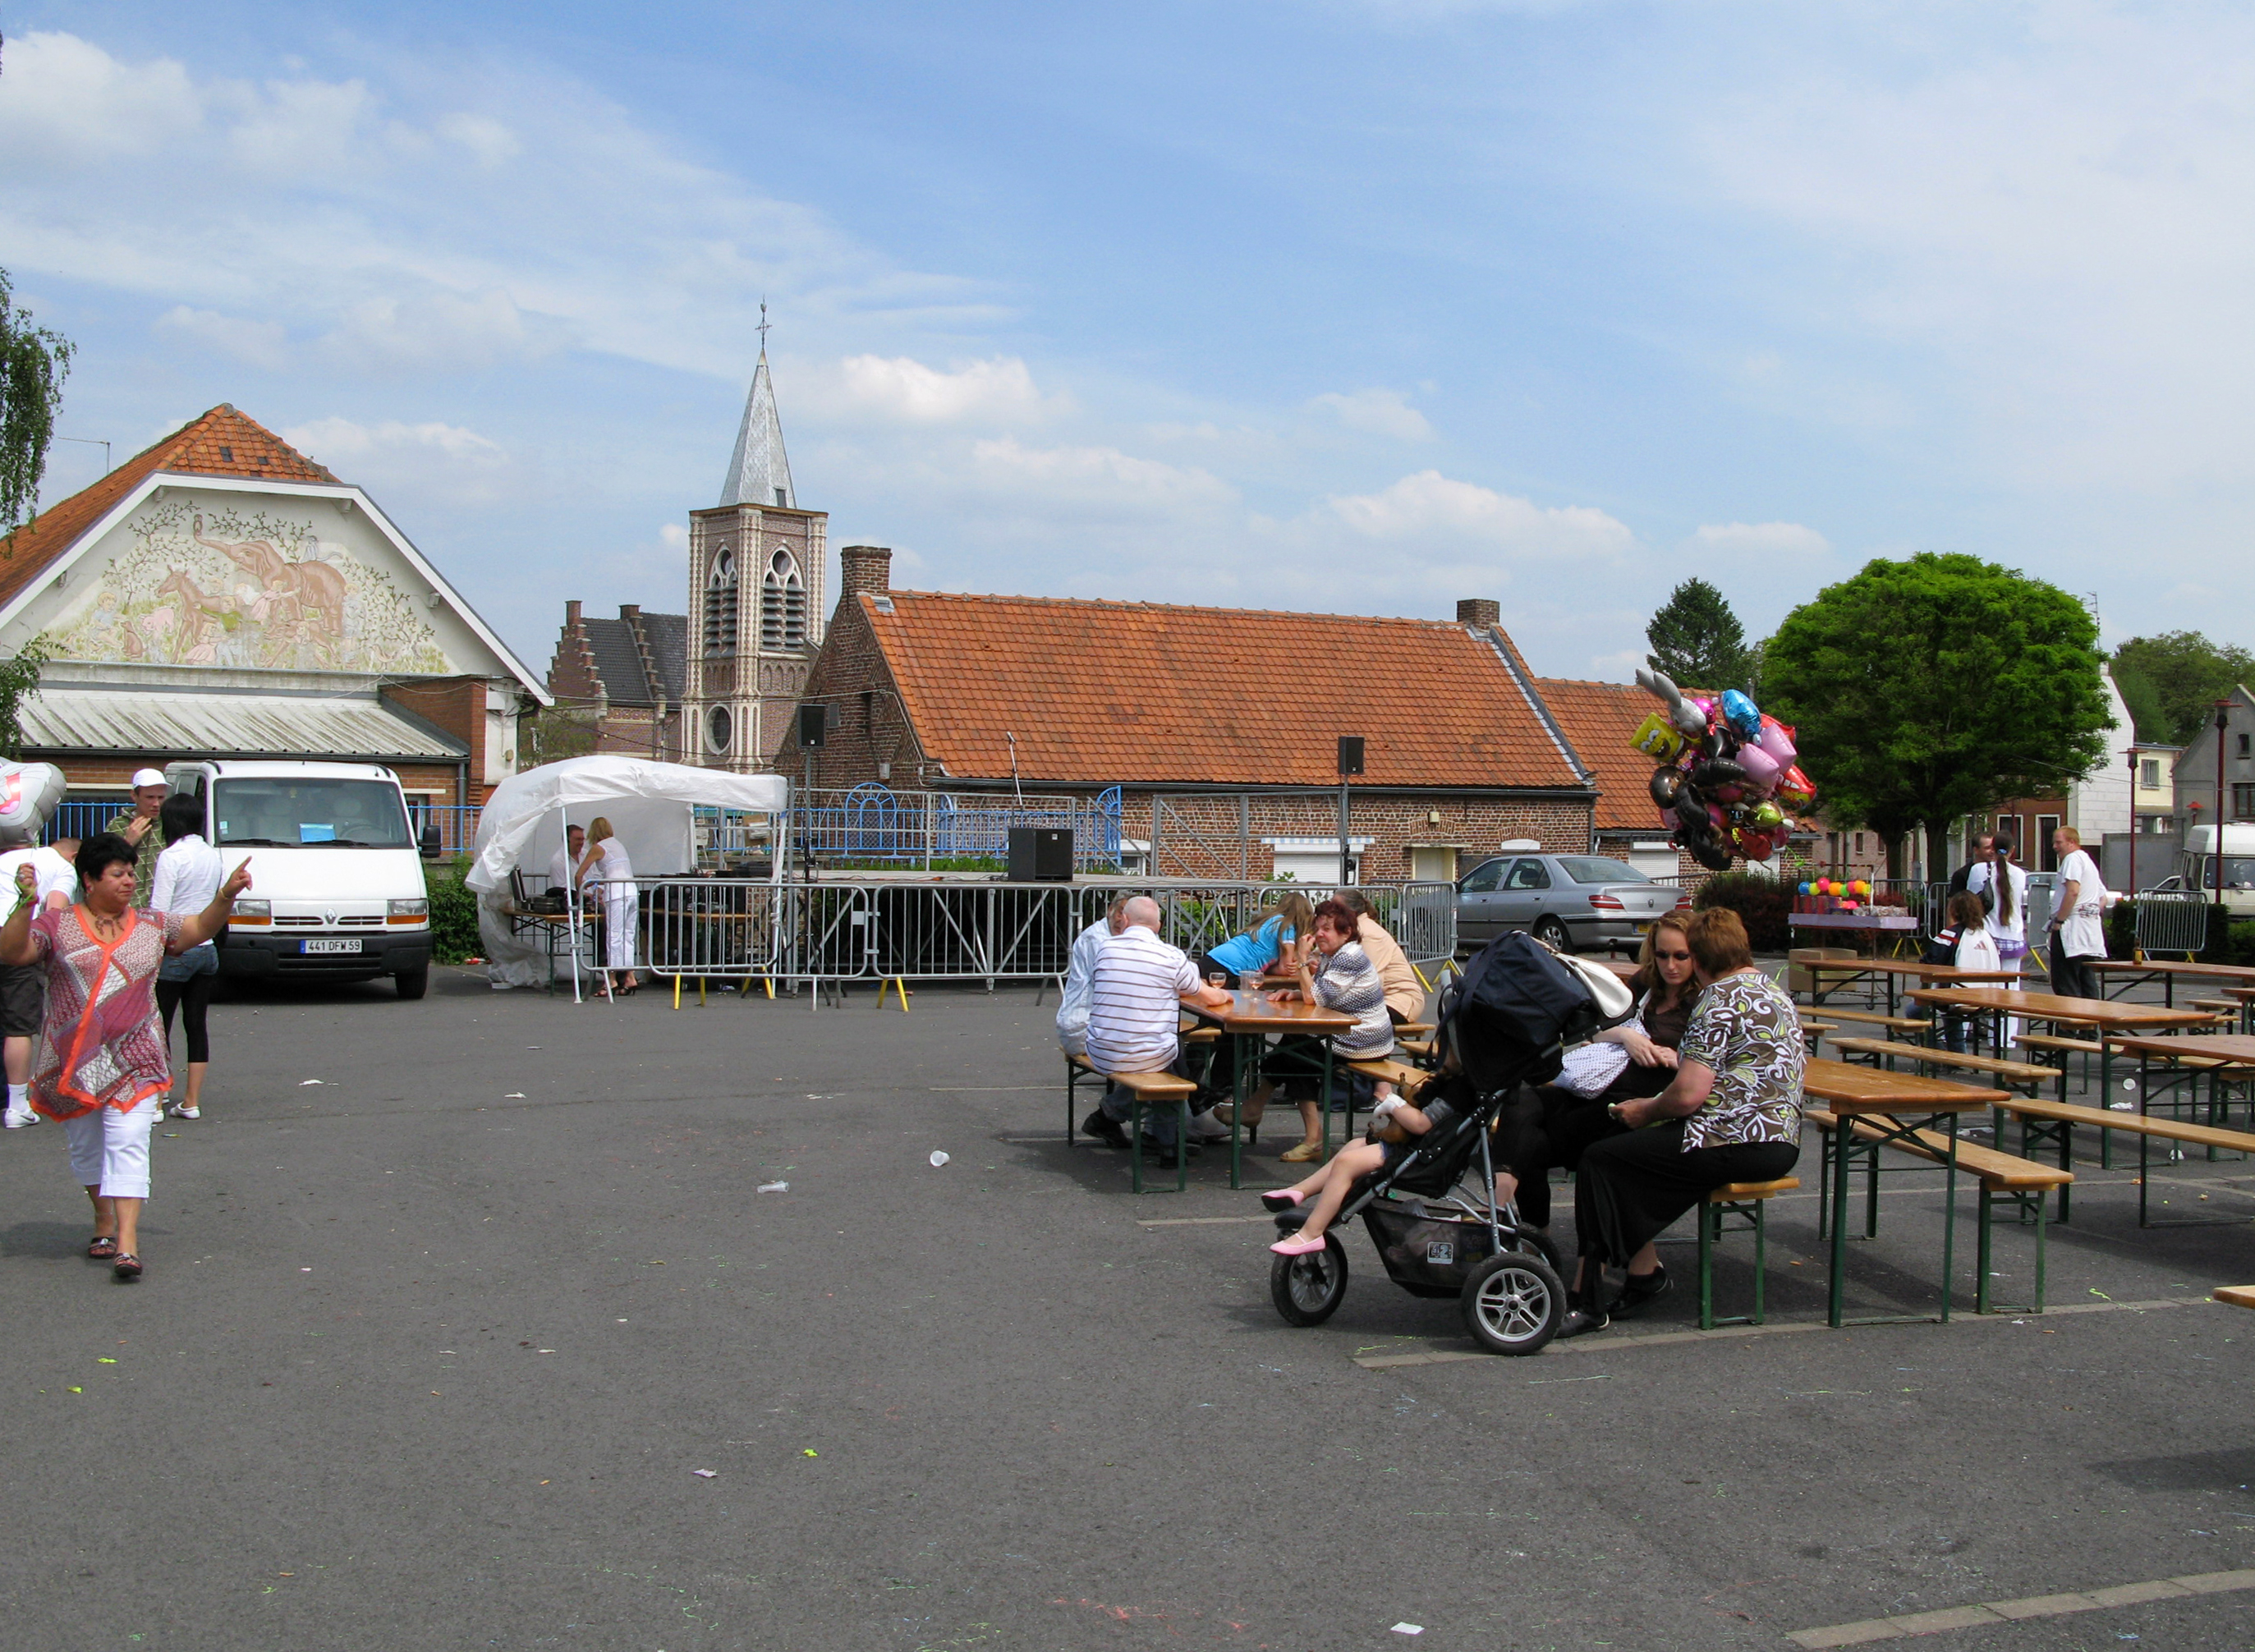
5, 2, 2254, 681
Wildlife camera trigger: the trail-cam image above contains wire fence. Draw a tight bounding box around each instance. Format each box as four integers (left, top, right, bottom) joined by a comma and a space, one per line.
785, 783, 1124, 871
541, 877, 1457, 989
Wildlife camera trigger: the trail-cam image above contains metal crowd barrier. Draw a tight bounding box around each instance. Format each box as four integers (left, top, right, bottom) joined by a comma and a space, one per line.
577, 877, 1458, 992
2133, 890, 2213, 957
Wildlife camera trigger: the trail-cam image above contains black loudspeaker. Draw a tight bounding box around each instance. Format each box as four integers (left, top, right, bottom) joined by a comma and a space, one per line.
1008, 827, 1073, 883
798, 704, 827, 748
1338, 737, 1366, 775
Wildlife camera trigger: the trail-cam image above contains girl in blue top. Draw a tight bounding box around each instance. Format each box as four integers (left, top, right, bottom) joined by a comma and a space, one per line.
1197, 892, 1315, 989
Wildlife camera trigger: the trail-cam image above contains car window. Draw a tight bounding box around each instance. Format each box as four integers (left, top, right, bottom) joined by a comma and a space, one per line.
1555, 856, 1646, 883
1505, 858, 1552, 891
1459, 859, 1504, 893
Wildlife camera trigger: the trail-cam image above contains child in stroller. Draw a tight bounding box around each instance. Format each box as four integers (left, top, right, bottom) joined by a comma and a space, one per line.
1265, 1086, 1441, 1254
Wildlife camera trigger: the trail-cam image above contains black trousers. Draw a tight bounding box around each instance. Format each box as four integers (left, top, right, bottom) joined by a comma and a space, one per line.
2049, 936, 2098, 1002
1495, 1061, 1677, 1227
157, 971, 216, 1065
1573, 1120, 1798, 1269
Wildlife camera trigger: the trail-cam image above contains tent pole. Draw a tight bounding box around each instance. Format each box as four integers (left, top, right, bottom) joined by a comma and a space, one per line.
562, 801, 582, 1005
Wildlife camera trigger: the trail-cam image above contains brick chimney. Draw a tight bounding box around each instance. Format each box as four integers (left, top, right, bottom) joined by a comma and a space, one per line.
566, 599, 582, 626
1457, 598, 1500, 629
619, 603, 641, 620
839, 544, 893, 603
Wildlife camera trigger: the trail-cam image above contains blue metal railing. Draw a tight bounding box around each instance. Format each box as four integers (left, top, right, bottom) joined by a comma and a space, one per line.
786, 783, 1123, 870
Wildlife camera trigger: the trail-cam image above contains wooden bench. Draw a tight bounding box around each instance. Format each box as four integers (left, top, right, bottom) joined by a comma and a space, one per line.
2192, 998, 2241, 1014
2214, 1286, 2255, 1310
1698, 1178, 1798, 1328
1816, 1008, 1934, 1037
1345, 1057, 1431, 1100
1996, 1096, 2255, 1228
1807, 1108, 2071, 1313
1065, 1054, 1201, 1193
1395, 1036, 1437, 1067
1826, 1037, 2052, 1093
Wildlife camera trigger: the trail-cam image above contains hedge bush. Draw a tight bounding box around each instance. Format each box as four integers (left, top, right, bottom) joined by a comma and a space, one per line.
1691, 871, 1793, 953
425, 858, 480, 965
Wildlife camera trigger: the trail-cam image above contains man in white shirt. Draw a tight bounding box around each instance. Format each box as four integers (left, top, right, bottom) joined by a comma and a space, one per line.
549, 825, 586, 897
2047, 825, 2111, 1000
0, 836, 78, 1128
1056, 895, 1131, 1058
1082, 896, 1232, 1161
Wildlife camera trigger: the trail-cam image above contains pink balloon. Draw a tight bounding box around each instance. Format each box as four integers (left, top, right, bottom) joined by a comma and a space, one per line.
1736, 745, 1782, 790
1757, 718, 1798, 765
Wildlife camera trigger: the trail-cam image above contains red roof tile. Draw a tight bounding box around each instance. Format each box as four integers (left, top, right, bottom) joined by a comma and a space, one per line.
0, 406, 338, 610
1534, 676, 1671, 832
862, 590, 1590, 791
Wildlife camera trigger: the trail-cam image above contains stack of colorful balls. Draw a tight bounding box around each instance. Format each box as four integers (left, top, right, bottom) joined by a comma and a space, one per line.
1797, 877, 1872, 910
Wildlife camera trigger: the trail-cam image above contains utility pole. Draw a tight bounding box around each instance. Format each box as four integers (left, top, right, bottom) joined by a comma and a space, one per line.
1337, 737, 1364, 889
2216, 700, 2232, 909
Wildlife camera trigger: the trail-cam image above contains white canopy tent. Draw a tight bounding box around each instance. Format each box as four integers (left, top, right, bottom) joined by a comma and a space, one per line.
466, 755, 788, 989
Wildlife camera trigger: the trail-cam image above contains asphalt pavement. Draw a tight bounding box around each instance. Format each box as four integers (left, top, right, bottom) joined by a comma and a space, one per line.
4, 968, 2255, 1651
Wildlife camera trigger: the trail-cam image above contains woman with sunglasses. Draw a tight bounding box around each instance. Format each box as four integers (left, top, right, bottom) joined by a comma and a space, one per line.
1490, 911, 1701, 1242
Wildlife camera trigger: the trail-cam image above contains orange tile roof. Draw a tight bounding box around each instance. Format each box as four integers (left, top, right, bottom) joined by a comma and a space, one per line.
1533, 677, 1671, 832
862, 590, 1591, 790
0, 406, 338, 610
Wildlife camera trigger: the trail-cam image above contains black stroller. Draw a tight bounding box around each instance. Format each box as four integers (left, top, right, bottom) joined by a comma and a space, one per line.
1269, 931, 1631, 1356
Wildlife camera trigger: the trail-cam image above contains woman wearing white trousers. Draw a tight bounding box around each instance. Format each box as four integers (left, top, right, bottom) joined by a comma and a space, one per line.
574, 816, 639, 998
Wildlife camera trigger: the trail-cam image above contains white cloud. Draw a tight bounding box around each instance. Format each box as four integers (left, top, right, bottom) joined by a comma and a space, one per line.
1690, 521, 1830, 558
1310, 387, 1435, 441
1322, 470, 1634, 557
0, 30, 990, 383
966, 437, 1236, 514
659, 522, 688, 549
801, 354, 1056, 425
283, 415, 526, 507
154, 305, 290, 370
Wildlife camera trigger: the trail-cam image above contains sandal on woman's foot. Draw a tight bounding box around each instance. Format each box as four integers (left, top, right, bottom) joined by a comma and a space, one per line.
1270, 1231, 1328, 1256
1260, 1187, 1307, 1211
87, 1235, 119, 1260
1279, 1139, 1325, 1163
112, 1254, 143, 1281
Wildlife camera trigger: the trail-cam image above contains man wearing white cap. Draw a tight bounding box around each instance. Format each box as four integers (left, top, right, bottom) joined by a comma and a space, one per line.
105, 769, 171, 909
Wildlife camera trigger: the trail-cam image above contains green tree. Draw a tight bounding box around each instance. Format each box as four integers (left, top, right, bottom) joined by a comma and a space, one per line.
0, 269, 74, 532
1646, 576, 1753, 691
2111, 631, 2255, 744
0, 635, 48, 759
1762, 553, 2111, 880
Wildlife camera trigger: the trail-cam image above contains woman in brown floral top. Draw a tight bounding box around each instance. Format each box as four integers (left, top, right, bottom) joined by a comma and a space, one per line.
1559, 907, 1803, 1339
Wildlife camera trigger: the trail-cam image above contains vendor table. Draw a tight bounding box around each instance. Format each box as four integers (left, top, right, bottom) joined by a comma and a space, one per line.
1805, 958, 2023, 1016
2084, 958, 2255, 1007
1803, 1059, 2006, 1328
1186, 990, 1357, 1188
1789, 912, 1924, 959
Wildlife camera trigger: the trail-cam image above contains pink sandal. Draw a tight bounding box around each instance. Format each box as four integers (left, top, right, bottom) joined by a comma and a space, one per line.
1270, 1231, 1328, 1256
1260, 1188, 1307, 1212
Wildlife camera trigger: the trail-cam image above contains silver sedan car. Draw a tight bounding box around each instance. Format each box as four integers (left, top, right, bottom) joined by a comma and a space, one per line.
1455, 853, 1687, 955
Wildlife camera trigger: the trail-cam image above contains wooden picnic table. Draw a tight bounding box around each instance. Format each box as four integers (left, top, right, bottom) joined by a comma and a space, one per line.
2109, 1032, 2255, 1154
2230, 986, 2255, 1035
1187, 989, 1357, 1188
2084, 957, 2255, 1006
1803, 1058, 2007, 1328
1805, 957, 2023, 1016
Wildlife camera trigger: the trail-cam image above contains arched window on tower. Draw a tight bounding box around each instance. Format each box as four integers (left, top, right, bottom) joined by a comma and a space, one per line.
704, 546, 738, 655
763, 548, 807, 650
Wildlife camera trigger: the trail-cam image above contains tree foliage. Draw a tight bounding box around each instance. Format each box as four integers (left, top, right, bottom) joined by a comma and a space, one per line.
2111, 631, 2255, 745
1645, 576, 1753, 691
1761, 553, 2110, 874
0, 635, 50, 761
0, 269, 74, 532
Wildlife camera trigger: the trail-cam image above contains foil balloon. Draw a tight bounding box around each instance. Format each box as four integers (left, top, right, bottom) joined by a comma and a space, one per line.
0, 762, 66, 848
1775, 765, 1816, 810
1757, 716, 1797, 766
1735, 744, 1781, 791
1635, 666, 1710, 740
1720, 690, 1762, 741
1648, 768, 1684, 810
1748, 799, 1784, 830
1690, 758, 1748, 792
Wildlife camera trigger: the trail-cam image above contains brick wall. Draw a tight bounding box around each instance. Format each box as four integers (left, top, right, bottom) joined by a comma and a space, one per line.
379, 677, 480, 754
795, 593, 925, 788
1117, 790, 1592, 879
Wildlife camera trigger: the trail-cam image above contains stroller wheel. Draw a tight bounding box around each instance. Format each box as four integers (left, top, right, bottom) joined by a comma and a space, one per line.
1269, 1232, 1349, 1327
1460, 1252, 1564, 1356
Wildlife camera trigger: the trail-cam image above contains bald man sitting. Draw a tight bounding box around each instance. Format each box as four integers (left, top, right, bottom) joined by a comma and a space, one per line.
1082, 895, 1233, 1165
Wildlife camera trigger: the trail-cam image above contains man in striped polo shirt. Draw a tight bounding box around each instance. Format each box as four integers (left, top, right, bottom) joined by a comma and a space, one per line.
1082, 896, 1232, 1161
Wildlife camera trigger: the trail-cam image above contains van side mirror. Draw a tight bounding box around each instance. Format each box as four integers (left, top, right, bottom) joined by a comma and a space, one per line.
419, 823, 442, 857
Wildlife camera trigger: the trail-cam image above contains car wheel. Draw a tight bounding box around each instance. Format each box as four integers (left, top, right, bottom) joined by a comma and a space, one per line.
1533, 915, 1573, 953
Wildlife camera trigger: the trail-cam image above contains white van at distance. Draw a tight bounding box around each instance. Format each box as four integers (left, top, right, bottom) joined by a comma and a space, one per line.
163, 760, 434, 998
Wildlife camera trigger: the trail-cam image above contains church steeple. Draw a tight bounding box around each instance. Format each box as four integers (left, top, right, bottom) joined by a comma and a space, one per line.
718, 305, 796, 509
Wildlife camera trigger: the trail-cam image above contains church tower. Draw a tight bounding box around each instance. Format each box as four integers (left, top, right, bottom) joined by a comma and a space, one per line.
685, 328, 828, 772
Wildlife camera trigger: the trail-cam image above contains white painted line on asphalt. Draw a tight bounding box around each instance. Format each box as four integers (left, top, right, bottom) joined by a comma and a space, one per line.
1783, 1566, 2255, 1647
1136, 1215, 1274, 1228
1353, 1295, 2221, 1369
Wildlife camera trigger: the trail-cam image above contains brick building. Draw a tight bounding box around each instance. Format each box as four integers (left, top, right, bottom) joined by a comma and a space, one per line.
546, 601, 689, 760
792, 548, 1603, 880
0, 406, 546, 821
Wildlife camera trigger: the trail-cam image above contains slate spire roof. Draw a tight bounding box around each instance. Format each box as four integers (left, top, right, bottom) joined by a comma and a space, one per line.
718, 349, 795, 510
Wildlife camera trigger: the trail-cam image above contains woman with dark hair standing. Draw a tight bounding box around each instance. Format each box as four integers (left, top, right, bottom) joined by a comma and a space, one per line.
150, 792, 225, 1120
0, 833, 251, 1280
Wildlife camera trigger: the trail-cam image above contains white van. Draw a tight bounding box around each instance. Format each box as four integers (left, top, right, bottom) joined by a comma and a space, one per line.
163, 760, 434, 998
2176, 824, 2255, 916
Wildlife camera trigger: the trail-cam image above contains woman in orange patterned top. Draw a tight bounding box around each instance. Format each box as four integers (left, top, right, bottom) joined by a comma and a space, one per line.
0, 833, 251, 1281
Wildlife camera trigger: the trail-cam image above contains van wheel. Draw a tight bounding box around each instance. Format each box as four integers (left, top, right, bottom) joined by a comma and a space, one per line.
395, 966, 429, 1001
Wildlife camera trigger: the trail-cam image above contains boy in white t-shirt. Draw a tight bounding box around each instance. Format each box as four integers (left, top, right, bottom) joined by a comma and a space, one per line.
2046, 825, 2112, 1001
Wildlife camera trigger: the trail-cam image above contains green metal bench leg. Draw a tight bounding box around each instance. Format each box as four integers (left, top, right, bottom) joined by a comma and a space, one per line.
1697, 1196, 1770, 1330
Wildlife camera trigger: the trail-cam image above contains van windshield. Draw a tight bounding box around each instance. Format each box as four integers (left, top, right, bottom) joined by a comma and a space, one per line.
2193, 856, 2255, 890
214, 778, 412, 848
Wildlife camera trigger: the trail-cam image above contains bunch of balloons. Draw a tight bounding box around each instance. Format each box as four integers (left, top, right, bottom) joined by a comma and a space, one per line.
1800, 879, 1869, 900
1630, 668, 1816, 873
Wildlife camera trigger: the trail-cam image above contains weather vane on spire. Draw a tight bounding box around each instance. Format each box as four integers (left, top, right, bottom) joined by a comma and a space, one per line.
757, 298, 770, 356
